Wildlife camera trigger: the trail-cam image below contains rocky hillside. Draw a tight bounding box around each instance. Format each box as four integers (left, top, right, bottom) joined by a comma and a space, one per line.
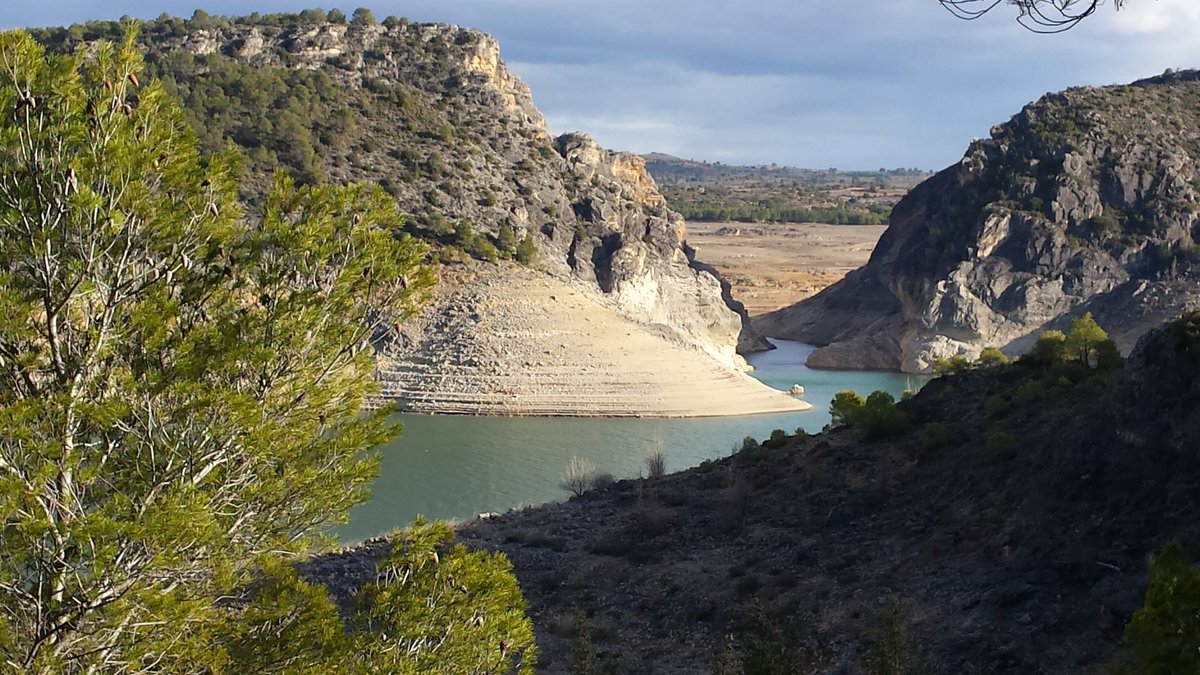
757, 71, 1200, 371
32, 13, 767, 376
309, 313, 1200, 673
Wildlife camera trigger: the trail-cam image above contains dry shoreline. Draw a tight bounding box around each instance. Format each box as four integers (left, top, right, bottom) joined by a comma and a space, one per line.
686, 221, 886, 317
374, 264, 812, 418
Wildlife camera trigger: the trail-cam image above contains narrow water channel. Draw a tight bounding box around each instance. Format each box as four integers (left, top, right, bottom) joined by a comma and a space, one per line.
339, 340, 923, 542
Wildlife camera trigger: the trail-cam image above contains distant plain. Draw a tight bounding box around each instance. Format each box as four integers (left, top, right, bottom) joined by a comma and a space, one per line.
686, 221, 886, 316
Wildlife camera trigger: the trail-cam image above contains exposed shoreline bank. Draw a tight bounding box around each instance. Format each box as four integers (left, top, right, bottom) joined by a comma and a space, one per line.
372, 264, 812, 418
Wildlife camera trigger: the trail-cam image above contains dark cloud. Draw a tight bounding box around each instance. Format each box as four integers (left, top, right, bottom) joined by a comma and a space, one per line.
4, 1, 1198, 169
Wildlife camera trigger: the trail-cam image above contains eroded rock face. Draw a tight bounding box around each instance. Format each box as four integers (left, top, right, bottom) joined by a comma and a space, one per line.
758, 71, 1200, 371
112, 17, 764, 367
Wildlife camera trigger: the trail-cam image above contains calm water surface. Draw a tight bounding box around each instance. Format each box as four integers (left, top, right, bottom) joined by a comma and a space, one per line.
339, 340, 923, 542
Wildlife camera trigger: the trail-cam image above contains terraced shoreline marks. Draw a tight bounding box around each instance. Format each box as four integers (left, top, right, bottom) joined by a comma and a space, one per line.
373, 264, 812, 418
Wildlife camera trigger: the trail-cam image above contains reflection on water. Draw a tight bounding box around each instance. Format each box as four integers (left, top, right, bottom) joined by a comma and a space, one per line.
339, 340, 923, 542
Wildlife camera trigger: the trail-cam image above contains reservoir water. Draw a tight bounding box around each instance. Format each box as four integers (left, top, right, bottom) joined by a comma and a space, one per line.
339, 340, 922, 542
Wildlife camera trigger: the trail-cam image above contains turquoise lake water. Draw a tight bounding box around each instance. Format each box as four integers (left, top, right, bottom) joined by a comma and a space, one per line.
339, 340, 923, 542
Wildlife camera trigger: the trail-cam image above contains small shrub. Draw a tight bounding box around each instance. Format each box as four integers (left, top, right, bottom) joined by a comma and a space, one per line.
515, 233, 538, 264
469, 235, 499, 262
569, 609, 598, 675
1126, 541, 1200, 675
983, 393, 1012, 418
828, 390, 908, 440
1013, 379, 1045, 406
932, 354, 972, 376
590, 472, 615, 491
497, 222, 517, 252
919, 422, 949, 458
763, 428, 788, 449
857, 391, 910, 441
864, 597, 926, 675
828, 390, 866, 428
976, 346, 1009, 367
730, 608, 817, 675
645, 443, 667, 479
985, 429, 1016, 458
1026, 329, 1067, 365
560, 455, 596, 498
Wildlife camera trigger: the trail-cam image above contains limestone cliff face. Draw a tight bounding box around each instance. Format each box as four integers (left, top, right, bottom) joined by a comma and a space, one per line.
83, 17, 765, 369
758, 71, 1200, 371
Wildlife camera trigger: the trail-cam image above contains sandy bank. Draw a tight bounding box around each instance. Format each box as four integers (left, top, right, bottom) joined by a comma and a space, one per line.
374, 265, 812, 418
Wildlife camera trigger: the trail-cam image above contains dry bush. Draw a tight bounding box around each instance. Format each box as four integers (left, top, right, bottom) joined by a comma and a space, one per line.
560, 454, 597, 498
646, 440, 667, 479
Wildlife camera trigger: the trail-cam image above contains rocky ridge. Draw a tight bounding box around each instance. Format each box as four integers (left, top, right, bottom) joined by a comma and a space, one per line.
36, 15, 768, 405
758, 71, 1200, 371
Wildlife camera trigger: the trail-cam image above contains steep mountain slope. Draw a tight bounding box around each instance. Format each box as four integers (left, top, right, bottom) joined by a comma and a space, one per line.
31, 15, 775, 412
757, 71, 1200, 371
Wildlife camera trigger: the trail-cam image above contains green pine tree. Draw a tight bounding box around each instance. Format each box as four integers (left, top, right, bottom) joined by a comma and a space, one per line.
0, 28, 535, 673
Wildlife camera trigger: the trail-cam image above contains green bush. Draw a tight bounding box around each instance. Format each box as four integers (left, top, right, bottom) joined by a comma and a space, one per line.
857, 391, 910, 441
1125, 541, 1200, 674
864, 597, 926, 675
932, 355, 972, 376
919, 422, 950, 458
453, 219, 474, 247
497, 222, 518, 252
469, 235, 500, 262
1012, 379, 1046, 406
1026, 329, 1067, 365
763, 429, 789, 449
714, 609, 816, 675
985, 429, 1016, 458
829, 390, 909, 440
515, 233, 538, 264
976, 346, 1010, 367
983, 393, 1012, 418
829, 390, 866, 428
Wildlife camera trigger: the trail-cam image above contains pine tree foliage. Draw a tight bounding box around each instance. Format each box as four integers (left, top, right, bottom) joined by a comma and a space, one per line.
0, 27, 474, 672
1125, 541, 1200, 675
225, 522, 537, 674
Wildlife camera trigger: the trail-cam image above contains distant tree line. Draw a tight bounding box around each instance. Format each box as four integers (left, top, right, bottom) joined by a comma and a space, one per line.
29, 9, 401, 46
674, 203, 892, 225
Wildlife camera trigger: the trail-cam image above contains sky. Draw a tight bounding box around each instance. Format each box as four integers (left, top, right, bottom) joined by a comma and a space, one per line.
4, 1, 1200, 171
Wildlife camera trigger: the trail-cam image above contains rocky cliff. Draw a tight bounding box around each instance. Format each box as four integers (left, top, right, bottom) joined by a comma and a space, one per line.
34, 14, 767, 378
757, 71, 1200, 371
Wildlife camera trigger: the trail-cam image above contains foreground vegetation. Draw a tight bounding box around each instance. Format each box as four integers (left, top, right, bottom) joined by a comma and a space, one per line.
0, 29, 533, 672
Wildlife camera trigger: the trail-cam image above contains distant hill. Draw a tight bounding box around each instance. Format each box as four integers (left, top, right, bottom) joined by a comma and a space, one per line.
643, 153, 931, 225
758, 70, 1200, 371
